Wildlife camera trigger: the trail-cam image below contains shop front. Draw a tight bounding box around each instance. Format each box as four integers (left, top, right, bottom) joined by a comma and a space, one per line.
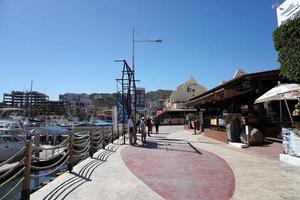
186, 69, 299, 145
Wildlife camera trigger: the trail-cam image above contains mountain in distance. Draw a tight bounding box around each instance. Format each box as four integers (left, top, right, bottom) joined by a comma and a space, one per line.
145, 89, 173, 104
89, 89, 173, 108
89, 93, 118, 108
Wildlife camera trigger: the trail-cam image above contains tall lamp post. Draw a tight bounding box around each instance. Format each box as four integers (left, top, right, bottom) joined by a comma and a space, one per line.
132, 28, 162, 72
131, 28, 162, 122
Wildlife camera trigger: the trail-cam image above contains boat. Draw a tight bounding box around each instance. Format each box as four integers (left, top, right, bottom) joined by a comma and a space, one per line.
0, 134, 25, 161
0, 119, 26, 136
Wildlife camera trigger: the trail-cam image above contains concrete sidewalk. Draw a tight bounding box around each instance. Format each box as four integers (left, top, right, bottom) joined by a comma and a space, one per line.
31, 126, 300, 200
167, 126, 300, 200
31, 139, 164, 200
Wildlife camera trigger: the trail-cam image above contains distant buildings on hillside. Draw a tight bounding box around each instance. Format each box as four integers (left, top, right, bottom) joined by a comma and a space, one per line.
0, 91, 111, 119
59, 93, 92, 115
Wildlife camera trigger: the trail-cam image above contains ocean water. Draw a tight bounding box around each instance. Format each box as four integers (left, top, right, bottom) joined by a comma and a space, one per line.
94, 120, 113, 126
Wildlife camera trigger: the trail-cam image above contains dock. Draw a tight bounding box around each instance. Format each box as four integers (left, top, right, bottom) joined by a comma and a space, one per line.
30, 126, 300, 200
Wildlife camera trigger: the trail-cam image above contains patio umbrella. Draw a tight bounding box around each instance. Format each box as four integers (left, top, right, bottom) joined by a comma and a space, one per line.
254, 83, 300, 126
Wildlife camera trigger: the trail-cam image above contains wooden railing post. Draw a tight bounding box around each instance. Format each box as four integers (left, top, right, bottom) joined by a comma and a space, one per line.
68, 132, 74, 172
102, 127, 105, 149
89, 130, 93, 158
21, 140, 32, 200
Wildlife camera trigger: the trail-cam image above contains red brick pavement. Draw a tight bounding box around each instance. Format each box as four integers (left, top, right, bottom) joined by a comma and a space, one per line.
121, 135, 235, 200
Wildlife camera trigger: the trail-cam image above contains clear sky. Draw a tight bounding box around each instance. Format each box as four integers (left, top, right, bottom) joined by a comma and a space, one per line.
0, 0, 280, 100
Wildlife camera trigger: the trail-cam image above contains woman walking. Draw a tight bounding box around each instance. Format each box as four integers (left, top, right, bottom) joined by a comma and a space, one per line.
140, 117, 147, 144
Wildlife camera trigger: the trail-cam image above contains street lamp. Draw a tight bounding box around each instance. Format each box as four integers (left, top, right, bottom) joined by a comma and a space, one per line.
132, 28, 162, 72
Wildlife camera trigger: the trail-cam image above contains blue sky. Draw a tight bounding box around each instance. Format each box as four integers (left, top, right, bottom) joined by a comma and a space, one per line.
0, 0, 280, 100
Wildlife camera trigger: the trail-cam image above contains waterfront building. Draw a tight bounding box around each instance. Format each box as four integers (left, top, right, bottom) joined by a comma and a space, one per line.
59, 93, 92, 115
3, 91, 49, 109
165, 76, 207, 109
45, 101, 65, 115
186, 69, 296, 143
158, 76, 207, 124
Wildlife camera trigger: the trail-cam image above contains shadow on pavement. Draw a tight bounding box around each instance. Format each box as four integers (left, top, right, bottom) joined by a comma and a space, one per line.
42, 145, 121, 200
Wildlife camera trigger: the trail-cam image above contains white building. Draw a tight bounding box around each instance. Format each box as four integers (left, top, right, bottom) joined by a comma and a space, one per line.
165, 76, 207, 109
276, 0, 300, 26
59, 93, 92, 114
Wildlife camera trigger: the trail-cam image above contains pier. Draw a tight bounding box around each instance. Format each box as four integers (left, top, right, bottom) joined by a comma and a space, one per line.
26, 126, 300, 200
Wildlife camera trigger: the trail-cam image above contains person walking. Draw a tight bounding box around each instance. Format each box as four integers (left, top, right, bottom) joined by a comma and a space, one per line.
127, 116, 136, 145
146, 117, 153, 137
140, 117, 147, 144
154, 117, 160, 134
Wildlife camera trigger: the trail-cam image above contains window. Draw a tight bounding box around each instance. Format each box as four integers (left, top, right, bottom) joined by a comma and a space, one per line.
187, 86, 192, 92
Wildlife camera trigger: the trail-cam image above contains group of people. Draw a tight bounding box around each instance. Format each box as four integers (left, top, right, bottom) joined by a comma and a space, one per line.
127, 115, 160, 145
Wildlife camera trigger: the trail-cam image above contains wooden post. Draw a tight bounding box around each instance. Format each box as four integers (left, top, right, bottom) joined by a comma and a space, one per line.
21, 140, 32, 200
89, 130, 93, 158
68, 132, 74, 172
111, 127, 113, 143
102, 127, 106, 149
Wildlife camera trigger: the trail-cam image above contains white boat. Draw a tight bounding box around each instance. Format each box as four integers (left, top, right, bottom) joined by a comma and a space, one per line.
0, 119, 25, 136
0, 134, 25, 161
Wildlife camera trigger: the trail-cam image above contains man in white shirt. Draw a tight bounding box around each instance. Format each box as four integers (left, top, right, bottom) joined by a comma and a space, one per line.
140, 117, 146, 144
127, 116, 136, 145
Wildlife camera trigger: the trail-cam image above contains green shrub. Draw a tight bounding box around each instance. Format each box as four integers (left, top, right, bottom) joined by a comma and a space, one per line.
273, 18, 300, 82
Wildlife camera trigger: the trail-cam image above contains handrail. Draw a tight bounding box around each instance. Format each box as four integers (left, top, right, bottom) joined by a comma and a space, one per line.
0, 127, 117, 200
32, 137, 69, 151
0, 147, 25, 167
0, 158, 24, 180
0, 177, 24, 200
30, 156, 69, 179
0, 167, 24, 188
31, 150, 70, 171
73, 142, 91, 154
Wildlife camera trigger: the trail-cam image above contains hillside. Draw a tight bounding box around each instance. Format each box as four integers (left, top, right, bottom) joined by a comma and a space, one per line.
145, 89, 173, 103
89, 89, 172, 108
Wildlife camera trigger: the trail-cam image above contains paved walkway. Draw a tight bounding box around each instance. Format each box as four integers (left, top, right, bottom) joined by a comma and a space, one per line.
121, 133, 235, 200
31, 126, 300, 200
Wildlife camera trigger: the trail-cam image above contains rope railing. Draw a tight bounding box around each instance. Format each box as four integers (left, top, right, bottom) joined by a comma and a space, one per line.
0, 126, 117, 200
73, 152, 89, 159
31, 148, 66, 161
0, 167, 24, 189
73, 136, 90, 147
0, 146, 25, 167
92, 133, 103, 141
74, 131, 90, 138
32, 136, 69, 151
0, 158, 24, 180
73, 142, 91, 154
31, 150, 70, 171
30, 156, 69, 179
0, 177, 24, 200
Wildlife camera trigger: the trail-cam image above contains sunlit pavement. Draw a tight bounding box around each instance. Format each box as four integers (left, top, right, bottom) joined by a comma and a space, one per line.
31, 126, 300, 200
122, 129, 235, 200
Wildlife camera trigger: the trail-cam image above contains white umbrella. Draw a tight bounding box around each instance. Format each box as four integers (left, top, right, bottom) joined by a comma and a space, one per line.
254, 83, 300, 126
254, 83, 300, 104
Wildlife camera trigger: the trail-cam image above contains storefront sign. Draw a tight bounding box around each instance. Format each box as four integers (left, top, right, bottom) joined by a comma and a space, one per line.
136, 88, 145, 110
117, 94, 127, 123
277, 0, 300, 26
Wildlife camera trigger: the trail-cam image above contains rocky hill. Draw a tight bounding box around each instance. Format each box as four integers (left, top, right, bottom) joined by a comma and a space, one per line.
89, 89, 172, 108
145, 89, 173, 103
